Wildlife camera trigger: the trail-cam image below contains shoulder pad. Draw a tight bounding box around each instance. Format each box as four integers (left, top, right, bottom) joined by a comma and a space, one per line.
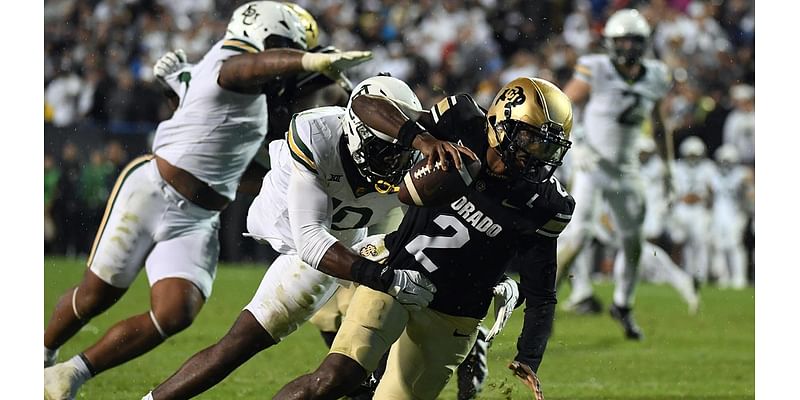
574, 54, 605, 81
287, 114, 319, 175
428, 94, 486, 142
511, 176, 575, 238
220, 38, 260, 54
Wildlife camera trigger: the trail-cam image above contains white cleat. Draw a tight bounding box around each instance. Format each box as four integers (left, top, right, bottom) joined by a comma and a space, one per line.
44, 362, 81, 400
688, 296, 700, 316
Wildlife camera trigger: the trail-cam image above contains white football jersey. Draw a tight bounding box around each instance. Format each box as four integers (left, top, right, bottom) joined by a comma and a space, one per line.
641, 156, 666, 203
153, 38, 268, 201
247, 106, 404, 255
673, 159, 717, 202
710, 165, 753, 215
574, 54, 672, 167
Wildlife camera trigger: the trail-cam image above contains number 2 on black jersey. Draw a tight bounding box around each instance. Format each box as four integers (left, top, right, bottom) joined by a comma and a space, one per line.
404, 215, 470, 272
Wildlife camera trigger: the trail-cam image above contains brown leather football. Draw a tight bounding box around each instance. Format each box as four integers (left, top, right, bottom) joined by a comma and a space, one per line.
398, 156, 481, 207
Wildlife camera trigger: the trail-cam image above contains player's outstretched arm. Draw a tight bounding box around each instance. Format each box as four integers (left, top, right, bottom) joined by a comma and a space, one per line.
350, 94, 476, 171
218, 49, 372, 94
317, 242, 436, 310
285, 153, 436, 309
512, 239, 558, 389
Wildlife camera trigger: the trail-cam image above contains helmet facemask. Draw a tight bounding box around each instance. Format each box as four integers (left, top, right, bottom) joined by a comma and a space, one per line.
494, 118, 571, 183
607, 35, 647, 67
345, 108, 419, 186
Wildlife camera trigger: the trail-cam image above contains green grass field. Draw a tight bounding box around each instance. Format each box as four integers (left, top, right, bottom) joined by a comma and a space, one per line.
44, 257, 754, 399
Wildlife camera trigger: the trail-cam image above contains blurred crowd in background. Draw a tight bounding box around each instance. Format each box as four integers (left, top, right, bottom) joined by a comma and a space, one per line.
44, 0, 755, 283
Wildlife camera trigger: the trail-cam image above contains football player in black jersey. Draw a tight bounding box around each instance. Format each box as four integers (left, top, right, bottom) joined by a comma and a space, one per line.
273, 77, 574, 400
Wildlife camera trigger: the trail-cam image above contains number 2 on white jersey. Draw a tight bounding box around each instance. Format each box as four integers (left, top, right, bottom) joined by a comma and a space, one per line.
404, 215, 470, 272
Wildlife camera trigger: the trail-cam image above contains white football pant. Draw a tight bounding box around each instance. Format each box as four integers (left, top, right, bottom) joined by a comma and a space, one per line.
88, 156, 220, 298
560, 165, 645, 307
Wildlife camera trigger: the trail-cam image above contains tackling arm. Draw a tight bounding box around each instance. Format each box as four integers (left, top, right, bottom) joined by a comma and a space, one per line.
350, 94, 476, 170
218, 49, 372, 94
285, 128, 435, 308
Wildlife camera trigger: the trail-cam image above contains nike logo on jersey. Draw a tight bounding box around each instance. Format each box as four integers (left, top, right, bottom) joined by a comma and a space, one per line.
501, 199, 521, 210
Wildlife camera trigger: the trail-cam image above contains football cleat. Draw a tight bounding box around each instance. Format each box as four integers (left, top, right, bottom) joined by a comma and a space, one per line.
345, 372, 378, 400
562, 295, 603, 315
457, 326, 490, 400
44, 362, 81, 400
508, 361, 545, 400
609, 304, 644, 340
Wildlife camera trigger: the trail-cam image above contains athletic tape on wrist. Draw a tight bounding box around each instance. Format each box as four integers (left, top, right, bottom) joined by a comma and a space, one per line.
397, 119, 426, 148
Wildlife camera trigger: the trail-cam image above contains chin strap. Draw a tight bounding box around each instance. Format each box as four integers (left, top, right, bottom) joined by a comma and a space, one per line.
374, 180, 399, 194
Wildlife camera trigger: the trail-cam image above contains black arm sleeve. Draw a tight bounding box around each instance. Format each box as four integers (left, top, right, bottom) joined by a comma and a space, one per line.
512, 237, 558, 373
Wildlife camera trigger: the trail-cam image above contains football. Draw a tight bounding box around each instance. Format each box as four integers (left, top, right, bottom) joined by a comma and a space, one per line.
398, 156, 481, 207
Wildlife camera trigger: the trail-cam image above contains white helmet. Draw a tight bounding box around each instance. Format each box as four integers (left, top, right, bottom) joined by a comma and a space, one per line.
225, 1, 307, 52
344, 76, 423, 186
714, 144, 740, 165
603, 9, 651, 66
679, 136, 706, 158
283, 2, 320, 49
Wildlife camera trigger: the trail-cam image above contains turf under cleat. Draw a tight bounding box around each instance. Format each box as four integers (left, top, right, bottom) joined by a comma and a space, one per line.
609, 303, 644, 340
563, 295, 603, 315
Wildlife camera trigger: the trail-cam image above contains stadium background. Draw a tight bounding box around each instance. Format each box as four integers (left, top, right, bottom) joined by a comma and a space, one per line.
42, 0, 755, 398
44, 0, 754, 270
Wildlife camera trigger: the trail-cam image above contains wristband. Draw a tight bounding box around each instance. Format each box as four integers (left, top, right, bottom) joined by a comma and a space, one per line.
397, 119, 426, 149
300, 52, 328, 72
350, 258, 394, 292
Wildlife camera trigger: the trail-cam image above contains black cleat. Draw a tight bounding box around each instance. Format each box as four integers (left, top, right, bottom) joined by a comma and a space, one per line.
609, 304, 644, 340
345, 373, 378, 400
567, 295, 603, 315
457, 326, 490, 400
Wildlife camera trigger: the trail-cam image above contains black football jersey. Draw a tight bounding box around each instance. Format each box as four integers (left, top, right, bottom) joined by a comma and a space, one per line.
384, 94, 575, 318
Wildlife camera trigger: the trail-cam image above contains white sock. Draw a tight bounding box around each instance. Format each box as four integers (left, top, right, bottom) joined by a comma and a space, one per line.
68, 355, 93, 384
45, 346, 59, 365
142, 392, 154, 400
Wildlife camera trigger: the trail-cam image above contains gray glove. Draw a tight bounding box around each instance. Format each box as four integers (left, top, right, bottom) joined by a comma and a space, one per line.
386, 269, 437, 310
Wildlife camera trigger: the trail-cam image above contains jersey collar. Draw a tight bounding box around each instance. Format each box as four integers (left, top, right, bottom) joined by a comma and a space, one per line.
612, 61, 648, 85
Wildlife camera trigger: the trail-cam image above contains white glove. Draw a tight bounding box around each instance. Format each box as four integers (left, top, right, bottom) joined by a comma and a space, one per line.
153, 49, 187, 84
569, 142, 599, 172
486, 276, 520, 342
386, 269, 436, 311
301, 50, 372, 78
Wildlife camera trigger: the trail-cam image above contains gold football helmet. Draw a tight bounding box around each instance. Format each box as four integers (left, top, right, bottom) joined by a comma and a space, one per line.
487, 77, 573, 182
284, 2, 320, 49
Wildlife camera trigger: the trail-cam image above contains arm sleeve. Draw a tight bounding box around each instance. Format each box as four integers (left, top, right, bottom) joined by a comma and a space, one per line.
287, 163, 339, 269
512, 237, 558, 373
